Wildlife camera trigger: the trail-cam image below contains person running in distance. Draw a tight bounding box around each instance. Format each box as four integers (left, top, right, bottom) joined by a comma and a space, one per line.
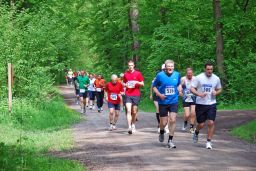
123, 60, 144, 134
67, 69, 74, 86
94, 74, 105, 113
153, 60, 182, 148
105, 74, 124, 131
190, 62, 222, 149
181, 68, 196, 133
77, 70, 90, 114
88, 73, 96, 110
74, 71, 81, 104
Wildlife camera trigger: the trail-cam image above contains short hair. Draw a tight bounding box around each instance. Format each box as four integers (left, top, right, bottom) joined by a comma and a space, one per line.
165, 60, 174, 66
204, 61, 213, 68
186, 67, 193, 72
111, 74, 118, 80
127, 60, 134, 64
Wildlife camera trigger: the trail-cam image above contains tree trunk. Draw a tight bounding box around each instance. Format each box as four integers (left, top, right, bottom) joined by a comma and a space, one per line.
128, 0, 139, 64
213, 0, 225, 80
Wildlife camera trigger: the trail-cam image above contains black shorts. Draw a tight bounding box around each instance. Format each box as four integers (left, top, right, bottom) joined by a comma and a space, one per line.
196, 104, 217, 123
125, 95, 140, 106
75, 89, 80, 95
89, 91, 96, 100
79, 91, 88, 98
159, 103, 178, 117
183, 102, 196, 108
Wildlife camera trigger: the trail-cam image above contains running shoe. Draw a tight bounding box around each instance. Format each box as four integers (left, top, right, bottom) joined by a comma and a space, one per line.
167, 140, 176, 148
101, 107, 103, 111
193, 132, 199, 143
182, 122, 187, 131
164, 125, 169, 134
131, 124, 136, 133
159, 133, 164, 143
112, 125, 117, 130
80, 107, 84, 114
157, 127, 160, 133
206, 141, 212, 149
92, 105, 95, 110
89, 105, 92, 110
109, 124, 113, 131
128, 127, 132, 134
189, 127, 195, 134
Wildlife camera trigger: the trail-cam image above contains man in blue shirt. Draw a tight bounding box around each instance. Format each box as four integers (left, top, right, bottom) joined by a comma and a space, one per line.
153, 60, 182, 148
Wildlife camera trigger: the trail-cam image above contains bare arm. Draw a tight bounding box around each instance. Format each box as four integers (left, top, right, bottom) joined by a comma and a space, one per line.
190, 87, 206, 98
153, 87, 166, 100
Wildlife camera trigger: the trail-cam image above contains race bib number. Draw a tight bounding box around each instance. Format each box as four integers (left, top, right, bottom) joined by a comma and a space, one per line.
80, 89, 85, 93
96, 88, 102, 92
127, 81, 135, 88
202, 84, 212, 93
110, 93, 118, 100
165, 86, 175, 95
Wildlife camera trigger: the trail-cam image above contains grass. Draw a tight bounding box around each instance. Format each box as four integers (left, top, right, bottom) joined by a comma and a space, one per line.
231, 120, 256, 143
0, 97, 84, 171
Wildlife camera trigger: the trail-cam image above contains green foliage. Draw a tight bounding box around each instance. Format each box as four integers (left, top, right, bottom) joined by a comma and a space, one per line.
231, 120, 256, 143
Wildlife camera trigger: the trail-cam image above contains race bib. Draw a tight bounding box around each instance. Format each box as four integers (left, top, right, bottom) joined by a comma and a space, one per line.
80, 89, 85, 93
165, 86, 175, 95
110, 93, 118, 100
202, 84, 212, 94
127, 81, 135, 88
96, 88, 102, 92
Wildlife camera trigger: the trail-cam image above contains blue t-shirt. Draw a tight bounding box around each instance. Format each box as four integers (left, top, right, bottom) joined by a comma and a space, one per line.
153, 71, 181, 105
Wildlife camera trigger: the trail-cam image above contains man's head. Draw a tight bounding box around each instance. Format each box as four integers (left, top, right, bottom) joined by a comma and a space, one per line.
127, 60, 135, 71
165, 60, 175, 74
80, 70, 85, 76
186, 68, 193, 79
97, 74, 102, 79
111, 74, 118, 84
204, 62, 214, 77
89, 73, 94, 79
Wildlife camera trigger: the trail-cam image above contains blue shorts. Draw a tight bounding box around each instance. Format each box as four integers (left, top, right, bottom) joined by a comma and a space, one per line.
89, 91, 96, 100
79, 90, 88, 98
108, 102, 120, 110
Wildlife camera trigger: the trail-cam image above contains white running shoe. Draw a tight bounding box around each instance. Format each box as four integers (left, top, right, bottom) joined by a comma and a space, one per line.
164, 126, 169, 134
101, 107, 103, 111
112, 125, 117, 130
168, 140, 176, 148
157, 127, 160, 133
189, 127, 195, 134
80, 108, 84, 114
92, 105, 95, 110
128, 127, 132, 134
109, 124, 113, 131
206, 141, 212, 149
89, 105, 92, 110
182, 123, 187, 131
131, 124, 136, 133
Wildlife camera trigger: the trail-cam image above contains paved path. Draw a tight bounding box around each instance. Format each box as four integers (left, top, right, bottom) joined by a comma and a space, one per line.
55, 85, 256, 171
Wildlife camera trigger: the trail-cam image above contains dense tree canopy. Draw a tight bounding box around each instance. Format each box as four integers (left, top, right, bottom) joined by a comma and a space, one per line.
0, 0, 255, 105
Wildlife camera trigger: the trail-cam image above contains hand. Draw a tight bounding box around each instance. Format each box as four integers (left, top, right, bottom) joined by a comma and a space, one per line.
198, 92, 207, 98
179, 91, 183, 97
150, 95, 153, 100
212, 90, 217, 96
159, 94, 166, 100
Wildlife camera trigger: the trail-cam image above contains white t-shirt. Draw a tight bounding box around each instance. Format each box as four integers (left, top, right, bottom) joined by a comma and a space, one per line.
88, 78, 96, 91
182, 76, 196, 103
191, 73, 222, 105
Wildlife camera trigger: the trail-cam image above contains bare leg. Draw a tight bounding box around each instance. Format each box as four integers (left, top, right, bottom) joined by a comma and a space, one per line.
190, 105, 196, 125
207, 120, 215, 140
168, 112, 177, 136
126, 103, 132, 127
109, 108, 114, 124
114, 110, 120, 124
131, 105, 138, 124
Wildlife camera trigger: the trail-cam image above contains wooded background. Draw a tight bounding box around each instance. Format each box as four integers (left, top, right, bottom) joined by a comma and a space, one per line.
0, 0, 255, 105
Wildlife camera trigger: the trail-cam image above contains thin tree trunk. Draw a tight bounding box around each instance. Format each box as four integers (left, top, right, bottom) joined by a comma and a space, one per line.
128, 0, 139, 64
213, 0, 225, 79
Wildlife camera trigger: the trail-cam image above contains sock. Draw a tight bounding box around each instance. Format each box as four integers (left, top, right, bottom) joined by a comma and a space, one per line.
168, 136, 173, 141
207, 139, 211, 142
160, 129, 165, 134
190, 124, 194, 128
195, 130, 199, 135
184, 121, 188, 125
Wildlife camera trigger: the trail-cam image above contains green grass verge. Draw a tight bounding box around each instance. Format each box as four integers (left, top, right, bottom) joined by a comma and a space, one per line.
0, 97, 84, 171
231, 120, 256, 143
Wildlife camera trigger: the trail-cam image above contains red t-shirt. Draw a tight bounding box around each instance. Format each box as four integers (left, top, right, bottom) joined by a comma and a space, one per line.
105, 82, 123, 104
123, 70, 144, 96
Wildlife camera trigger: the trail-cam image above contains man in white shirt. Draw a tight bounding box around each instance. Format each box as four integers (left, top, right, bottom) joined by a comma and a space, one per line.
190, 62, 222, 149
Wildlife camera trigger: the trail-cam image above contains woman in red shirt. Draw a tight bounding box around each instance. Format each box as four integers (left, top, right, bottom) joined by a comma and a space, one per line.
105, 74, 123, 131
94, 74, 105, 112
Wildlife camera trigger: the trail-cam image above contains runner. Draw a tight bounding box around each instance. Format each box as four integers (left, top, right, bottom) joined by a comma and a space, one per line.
94, 74, 105, 113
67, 69, 73, 86
88, 73, 96, 110
105, 74, 123, 131
190, 62, 222, 149
153, 59, 182, 148
123, 60, 144, 134
150, 64, 170, 134
77, 70, 90, 114
181, 68, 196, 133
73, 71, 81, 105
